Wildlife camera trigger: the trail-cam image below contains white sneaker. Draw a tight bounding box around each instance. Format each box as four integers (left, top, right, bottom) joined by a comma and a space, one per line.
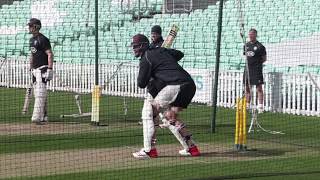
31, 120, 46, 125
31, 119, 40, 124
132, 148, 158, 159
132, 149, 149, 159
32, 116, 48, 125
179, 149, 191, 156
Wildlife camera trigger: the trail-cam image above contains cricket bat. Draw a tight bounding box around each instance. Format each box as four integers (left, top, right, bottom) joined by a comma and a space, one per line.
22, 82, 33, 115
162, 24, 179, 48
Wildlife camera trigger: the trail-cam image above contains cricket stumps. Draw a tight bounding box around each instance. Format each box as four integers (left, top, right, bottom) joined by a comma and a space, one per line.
91, 85, 101, 126
235, 97, 247, 151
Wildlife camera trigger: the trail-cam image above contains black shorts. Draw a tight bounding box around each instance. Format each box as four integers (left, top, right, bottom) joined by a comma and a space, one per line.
170, 81, 196, 108
243, 67, 264, 86
32, 76, 47, 84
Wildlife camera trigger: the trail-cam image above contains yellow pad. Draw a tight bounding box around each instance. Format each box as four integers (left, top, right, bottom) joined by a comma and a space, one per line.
91, 85, 101, 123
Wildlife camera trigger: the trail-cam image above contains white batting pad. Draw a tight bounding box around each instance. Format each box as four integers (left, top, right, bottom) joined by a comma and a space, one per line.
31, 69, 47, 122
142, 98, 155, 152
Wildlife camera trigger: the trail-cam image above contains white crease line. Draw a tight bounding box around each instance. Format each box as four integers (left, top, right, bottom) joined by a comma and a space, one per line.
125, 146, 137, 150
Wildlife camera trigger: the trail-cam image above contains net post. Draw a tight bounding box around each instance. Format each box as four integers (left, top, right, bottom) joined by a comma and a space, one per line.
211, 0, 224, 133
91, 0, 100, 126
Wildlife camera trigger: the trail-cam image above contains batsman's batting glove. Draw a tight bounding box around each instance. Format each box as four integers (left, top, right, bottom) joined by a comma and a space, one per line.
46, 68, 53, 81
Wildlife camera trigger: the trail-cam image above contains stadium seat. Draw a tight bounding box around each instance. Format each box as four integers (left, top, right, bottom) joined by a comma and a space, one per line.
0, 0, 319, 72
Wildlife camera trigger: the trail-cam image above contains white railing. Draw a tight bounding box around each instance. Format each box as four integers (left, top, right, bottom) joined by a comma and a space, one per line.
0, 59, 319, 116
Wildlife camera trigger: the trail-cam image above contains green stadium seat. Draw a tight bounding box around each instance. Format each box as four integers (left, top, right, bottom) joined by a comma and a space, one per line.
0, 48, 6, 55
0, 0, 318, 72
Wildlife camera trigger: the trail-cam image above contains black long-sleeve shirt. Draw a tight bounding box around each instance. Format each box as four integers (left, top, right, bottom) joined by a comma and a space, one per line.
137, 47, 194, 97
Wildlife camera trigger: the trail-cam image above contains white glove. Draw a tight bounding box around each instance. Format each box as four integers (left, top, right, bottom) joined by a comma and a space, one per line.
45, 68, 53, 81
159, 113, 171, 128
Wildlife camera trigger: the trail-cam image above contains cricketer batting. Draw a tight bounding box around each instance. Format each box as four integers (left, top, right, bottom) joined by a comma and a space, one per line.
130, 34, 200, 159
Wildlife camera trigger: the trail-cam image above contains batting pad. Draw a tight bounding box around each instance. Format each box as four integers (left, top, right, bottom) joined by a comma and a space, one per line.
142, 98, 155, 152
31, 69, 47, 122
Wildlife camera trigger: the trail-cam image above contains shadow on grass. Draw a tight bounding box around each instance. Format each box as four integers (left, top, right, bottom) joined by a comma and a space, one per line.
201, 148, 290, 158
190, 171, 320, 180
155, 148, 290, 159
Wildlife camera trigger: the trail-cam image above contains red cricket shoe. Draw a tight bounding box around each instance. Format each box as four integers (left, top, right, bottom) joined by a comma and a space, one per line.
148, 148, 158, 158
189, 146, 201, 156
132, 148, 158, 159
179, 146, 201, 157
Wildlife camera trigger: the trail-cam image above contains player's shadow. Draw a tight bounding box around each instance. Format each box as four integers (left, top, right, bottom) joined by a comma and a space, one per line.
200, 148, 290, 158
158, 148, 291, 159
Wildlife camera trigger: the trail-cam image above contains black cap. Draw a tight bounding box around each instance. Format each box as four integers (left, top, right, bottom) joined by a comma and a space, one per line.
151, 25, 162, 35
27, 18, 41, 29
131, 34, 149, 46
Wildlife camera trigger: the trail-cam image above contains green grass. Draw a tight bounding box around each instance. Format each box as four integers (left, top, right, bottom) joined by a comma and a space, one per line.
235, 173, 320, 180
1, 87, 320, 179
0, 125, 235, 154
1, 87, 319, 152
0, 87, 211, 125
0, 88, 144, 124
7, 156, 320, 180
0, 87, 217, 154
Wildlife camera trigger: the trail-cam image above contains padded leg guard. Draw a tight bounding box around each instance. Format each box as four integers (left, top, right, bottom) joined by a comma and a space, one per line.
43, 97, 48, 121
168, 122, 189, 150
142, 99, 155, 152
162, 110, 194, 150
31, 69, 47, 122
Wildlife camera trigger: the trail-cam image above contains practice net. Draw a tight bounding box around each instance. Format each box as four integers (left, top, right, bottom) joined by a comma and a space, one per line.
0, 0, 319, 179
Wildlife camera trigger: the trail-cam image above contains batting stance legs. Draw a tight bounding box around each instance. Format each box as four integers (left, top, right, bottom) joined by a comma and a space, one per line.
133, 83, 201, 159
31, 66, 49, 124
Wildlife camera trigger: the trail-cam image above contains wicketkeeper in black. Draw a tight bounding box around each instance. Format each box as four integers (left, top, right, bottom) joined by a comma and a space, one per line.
244, 29, 266, 113
150, 25, 164, 49
130, 34, 200, 159
28, 18, 54, 124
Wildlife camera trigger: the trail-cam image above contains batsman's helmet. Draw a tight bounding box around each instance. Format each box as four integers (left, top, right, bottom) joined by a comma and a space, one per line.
131, 34, 150, 57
